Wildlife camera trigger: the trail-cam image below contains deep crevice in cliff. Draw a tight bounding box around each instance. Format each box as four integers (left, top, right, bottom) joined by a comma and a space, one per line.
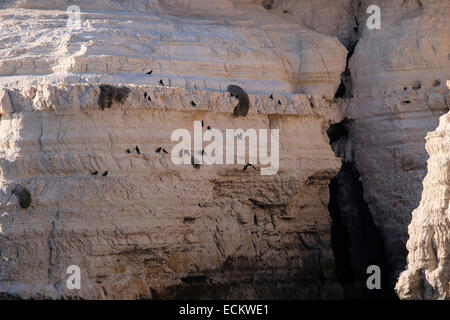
327, 121, 397, 300
334, 39, 358, 99
328, 4, 396, 298
334, 5, 360, 99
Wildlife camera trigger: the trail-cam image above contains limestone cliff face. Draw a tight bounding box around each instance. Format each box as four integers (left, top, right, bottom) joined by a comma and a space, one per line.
269, 0, 450, 294
396, 89, 450, 299
0, 84, 344, 299
1, 0, 449, 300
0, 0, 347, 299
343, 0, 450, 281
0, 0, 346, 97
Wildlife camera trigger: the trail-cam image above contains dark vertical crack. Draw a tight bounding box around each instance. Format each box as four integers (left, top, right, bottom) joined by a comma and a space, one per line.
327, 122, 397, 300
334, 0, 361, 99
333, 41, 358, 99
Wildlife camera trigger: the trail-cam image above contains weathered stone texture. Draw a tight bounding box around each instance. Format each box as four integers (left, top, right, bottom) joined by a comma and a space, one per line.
1, 0, 449, 300
396, 100, 450, 299
0, 83, 343, 299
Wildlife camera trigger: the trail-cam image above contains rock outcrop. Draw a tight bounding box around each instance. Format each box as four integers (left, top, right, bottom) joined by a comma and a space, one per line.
395, 81, 450, 300
0, 83, 343, 299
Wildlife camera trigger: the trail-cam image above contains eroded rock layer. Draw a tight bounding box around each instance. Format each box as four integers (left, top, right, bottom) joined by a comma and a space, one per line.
1, 0, 449, 300
0, 0, 346, 98
0, 83, 343, 299
396, 102, 450, 299
0, 0, 353, 299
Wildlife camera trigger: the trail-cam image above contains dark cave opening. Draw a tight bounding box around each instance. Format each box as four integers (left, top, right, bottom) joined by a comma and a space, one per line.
327, 122, 397, 300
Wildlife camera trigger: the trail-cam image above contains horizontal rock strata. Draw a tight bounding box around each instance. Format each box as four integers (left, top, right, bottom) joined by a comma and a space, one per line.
0, 84, 343, 299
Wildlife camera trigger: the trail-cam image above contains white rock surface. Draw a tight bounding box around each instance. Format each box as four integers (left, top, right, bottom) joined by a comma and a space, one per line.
396, 81, 450, 299
0, 0, 347, 98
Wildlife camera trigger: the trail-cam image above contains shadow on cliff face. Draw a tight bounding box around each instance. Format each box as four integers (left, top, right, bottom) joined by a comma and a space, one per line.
98, 84, 130, 110
227, 85, 250, 117
327, 122, 397, 300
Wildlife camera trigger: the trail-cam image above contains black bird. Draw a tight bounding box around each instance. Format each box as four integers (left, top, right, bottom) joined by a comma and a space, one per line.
144, 92, 147, 98
201, 149, 206, 156
102, 171, 108, 176
159, 79, 164, 86
126, 149, 131, 154
91, 171, 98, 175
146, 70, 153, 75
243, 163, 256, 171
278, 99, 282, 105
270, 94, 273, 100
191, 155, 201, 169
201, 120, 204, 127
135, 146, 141, 155
191, 101, 197, 107
163, 148, 169, 154
148, 96, 152, 101
156, 147, 162, 153
207, 126, 211, 130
